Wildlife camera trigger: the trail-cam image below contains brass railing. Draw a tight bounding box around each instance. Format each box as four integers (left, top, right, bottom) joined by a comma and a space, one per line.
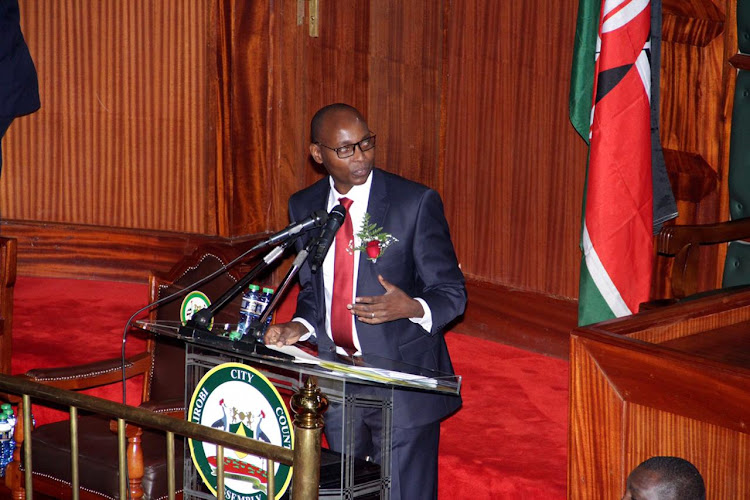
0, 373, 327, 499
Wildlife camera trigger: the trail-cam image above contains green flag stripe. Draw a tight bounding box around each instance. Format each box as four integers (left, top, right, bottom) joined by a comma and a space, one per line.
569, 0, 601, 142
578, 258, 615, 326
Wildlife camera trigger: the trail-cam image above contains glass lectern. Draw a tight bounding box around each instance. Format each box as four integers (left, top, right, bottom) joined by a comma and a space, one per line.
137, 320, 461, 499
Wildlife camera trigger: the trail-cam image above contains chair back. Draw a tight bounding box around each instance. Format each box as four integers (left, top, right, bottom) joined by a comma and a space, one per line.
653, 218, 750, 302
145, 244, 253, 403
0, 237, 17, 374
719, 1, 750, 294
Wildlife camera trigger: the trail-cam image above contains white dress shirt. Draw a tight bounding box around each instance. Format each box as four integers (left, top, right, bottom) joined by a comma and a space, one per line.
294, 172, 432, 355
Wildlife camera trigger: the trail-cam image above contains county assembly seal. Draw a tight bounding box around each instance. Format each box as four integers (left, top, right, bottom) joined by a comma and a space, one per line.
188, 362, 294, 499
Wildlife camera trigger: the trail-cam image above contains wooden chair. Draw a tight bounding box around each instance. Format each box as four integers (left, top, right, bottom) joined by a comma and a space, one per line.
0, 237, 17, 375
642, 217, 750, 310
8, 241, 258, 499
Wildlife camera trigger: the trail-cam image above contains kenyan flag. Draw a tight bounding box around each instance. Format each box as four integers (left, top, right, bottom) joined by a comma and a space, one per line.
571, 0, 655, 326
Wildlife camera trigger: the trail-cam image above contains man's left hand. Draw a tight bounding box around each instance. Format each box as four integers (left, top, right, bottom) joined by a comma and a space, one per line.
349, 275, 424, 324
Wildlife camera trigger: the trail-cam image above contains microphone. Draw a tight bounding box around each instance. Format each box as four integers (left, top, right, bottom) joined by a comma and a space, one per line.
258, 209, 328, 249
310, 204, 346, 273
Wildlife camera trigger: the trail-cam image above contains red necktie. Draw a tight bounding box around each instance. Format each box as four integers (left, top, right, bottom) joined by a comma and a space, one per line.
330, 197, 356, 354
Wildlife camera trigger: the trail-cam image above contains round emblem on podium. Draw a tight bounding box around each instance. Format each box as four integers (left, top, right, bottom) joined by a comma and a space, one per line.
180, 291, 212, 328
188, 362, 293, 499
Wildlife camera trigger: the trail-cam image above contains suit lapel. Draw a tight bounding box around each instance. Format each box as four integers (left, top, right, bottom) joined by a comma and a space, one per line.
303, 178, 330, 320
365, 169, 390, 231
357, 169, 390, 295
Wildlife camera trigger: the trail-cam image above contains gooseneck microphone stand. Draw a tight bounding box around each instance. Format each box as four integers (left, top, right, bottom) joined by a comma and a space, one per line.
177, 239, 296, 359
177, 226, 322, 361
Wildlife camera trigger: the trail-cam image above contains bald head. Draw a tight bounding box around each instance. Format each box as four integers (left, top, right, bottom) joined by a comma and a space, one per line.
622, 457, 705, 500
310, 103, 367, 143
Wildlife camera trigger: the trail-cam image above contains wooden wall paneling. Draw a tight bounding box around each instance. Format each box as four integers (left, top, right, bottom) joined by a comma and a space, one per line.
213, 0, 232, 237
442, 0, 588, 299
304, 0, 371, 195
660, 6, 727, 220
2, 1, 216, 234
225, 0, 276, 237
661, 0, 725, 46
305, 0, 370, 193
266, 0, 375, 217
367, 1, 443, 190
451, 280, 578, 359
657, 0, 735, 294
268, 0, 312, 232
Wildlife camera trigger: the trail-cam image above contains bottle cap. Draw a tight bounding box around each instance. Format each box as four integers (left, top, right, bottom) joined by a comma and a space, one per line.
262, 287, 274, 294
248, 284, 260, 291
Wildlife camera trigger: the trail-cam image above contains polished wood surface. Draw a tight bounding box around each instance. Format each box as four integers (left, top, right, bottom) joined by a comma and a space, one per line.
660, 0, 731, 215
441, 0, 587, 298
570, 288, 750, 499
660, 321, 750, 368
219, 0, 277, 238
368, 2, 444, 190
0, 238, 16, 375
2, 1, 217, 233
656, 0, 737, 296
0, 220, 265, 283
453, 280, 577, 360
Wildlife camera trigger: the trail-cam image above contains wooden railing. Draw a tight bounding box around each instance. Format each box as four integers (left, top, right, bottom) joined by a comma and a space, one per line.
0, 374, 327, 499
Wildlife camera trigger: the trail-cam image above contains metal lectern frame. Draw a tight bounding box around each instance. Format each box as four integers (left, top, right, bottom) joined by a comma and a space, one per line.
137, 320, 460, 499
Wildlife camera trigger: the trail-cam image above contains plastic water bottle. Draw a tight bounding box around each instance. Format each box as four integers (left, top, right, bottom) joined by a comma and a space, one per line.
1, 404, 14, 453
234, 284, 261, 340
258, 287, 274, 327
0, 415, 11, 477
1, 404, 12, 428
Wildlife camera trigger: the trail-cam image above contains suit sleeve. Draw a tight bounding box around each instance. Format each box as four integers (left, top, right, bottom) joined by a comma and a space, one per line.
411, 189, 467, 334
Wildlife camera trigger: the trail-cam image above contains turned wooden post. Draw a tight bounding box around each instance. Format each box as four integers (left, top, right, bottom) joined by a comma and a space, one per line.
109, 420, 145, 499
290, 377, 328, 499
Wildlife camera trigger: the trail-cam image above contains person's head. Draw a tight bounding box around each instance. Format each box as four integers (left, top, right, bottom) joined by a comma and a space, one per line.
309, 103, 376, 194
622, 456, 705, 500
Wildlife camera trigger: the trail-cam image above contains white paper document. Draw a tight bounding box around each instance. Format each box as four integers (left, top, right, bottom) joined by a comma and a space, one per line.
264, 344, 440, 389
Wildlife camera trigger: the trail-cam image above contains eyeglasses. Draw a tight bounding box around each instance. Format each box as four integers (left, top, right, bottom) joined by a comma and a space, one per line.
317, 135, 376, 159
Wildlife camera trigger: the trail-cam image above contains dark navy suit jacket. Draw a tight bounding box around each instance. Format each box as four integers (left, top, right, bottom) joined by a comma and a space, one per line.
0, 0, 40, 120
288, 168, 466, 428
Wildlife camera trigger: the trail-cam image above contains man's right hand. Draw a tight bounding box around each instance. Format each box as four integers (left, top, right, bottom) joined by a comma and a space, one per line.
263, 321, 308, 347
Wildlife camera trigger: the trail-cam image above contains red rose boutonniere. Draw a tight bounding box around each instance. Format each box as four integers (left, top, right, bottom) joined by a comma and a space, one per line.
351, 212, 398, 262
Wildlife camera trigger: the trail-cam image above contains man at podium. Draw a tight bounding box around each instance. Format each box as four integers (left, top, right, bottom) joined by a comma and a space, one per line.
265, 103, 466, 500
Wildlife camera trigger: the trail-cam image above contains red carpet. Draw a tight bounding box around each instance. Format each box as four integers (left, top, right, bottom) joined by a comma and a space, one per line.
440, 333, 568, 499
11, 277, 568, 498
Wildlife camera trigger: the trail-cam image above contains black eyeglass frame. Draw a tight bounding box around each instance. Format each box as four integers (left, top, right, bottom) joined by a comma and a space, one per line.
316, 134, 377, 159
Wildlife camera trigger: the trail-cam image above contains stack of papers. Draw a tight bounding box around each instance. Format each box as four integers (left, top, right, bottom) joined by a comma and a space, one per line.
266, 344, 440, 389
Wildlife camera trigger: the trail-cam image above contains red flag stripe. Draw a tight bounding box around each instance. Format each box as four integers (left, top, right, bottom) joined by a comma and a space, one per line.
584, 0, 653, 316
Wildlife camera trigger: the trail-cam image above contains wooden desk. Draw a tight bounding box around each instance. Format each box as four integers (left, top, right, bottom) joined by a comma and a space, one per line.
569, 288, 750, 499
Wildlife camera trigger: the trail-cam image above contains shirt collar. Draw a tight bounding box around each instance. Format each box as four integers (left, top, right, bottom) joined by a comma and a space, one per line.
327, 170, 373, 208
